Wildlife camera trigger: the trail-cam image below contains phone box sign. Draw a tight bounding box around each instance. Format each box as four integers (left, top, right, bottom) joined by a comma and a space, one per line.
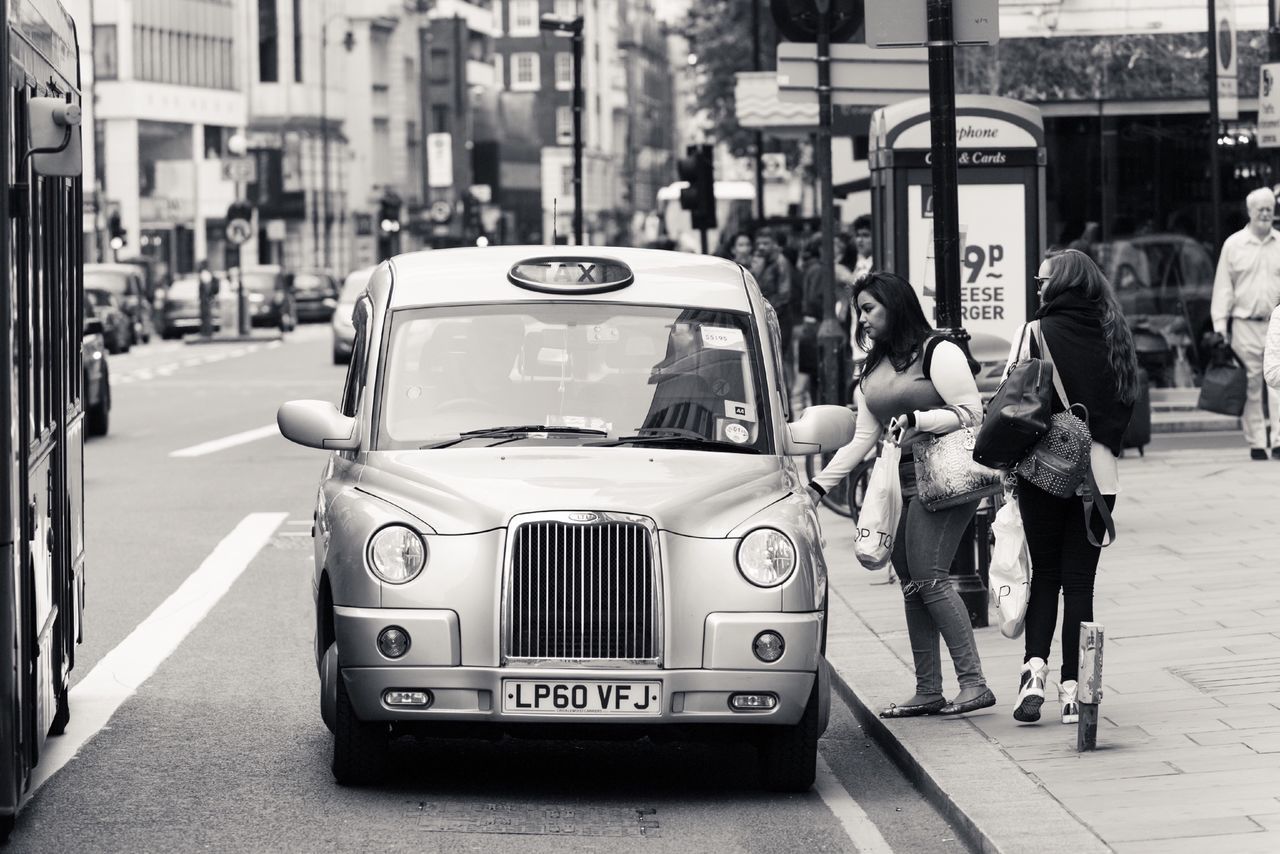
869, 95, 1047, 346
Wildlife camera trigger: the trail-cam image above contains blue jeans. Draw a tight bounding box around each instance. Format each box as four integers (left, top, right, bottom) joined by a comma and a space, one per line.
890, 478, 987, 696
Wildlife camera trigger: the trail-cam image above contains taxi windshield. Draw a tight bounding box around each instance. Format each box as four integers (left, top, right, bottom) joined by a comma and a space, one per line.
375, 303, 770, 452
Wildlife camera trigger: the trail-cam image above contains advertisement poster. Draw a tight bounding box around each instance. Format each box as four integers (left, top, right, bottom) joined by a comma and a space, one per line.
906, 183, 1027, 346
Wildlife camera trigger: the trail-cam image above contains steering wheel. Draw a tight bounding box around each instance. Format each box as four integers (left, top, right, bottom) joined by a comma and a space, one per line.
433, 397, 502, 415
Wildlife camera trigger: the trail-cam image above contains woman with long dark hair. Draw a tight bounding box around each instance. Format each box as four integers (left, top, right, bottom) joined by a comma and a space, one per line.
809, 273, 996, 718
1011, 248, 1138, 725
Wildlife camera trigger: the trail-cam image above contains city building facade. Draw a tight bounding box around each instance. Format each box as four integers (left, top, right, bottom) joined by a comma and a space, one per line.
88, 0, 247, 278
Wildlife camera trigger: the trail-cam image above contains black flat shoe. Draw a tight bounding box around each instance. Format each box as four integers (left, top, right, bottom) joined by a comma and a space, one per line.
939, 687, 997, 716
879, 698, 947, 718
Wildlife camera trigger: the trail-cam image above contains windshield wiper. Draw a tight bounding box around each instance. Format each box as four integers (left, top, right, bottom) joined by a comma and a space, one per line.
588, 429, 761, 454
422, 425, 608, 449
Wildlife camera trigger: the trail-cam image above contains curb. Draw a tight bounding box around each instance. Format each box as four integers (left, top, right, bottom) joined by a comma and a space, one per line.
822, 565, 1113, 854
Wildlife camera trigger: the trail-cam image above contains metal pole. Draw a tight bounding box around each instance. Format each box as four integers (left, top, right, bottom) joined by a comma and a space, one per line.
814, 0, 843, 406
926, 0, 964, 339
1208, 0, 1222, 251
321, 19, 331, 270
421, 23, 432, 211
572, 18, 585, 245
752, 0, 765, 222
926, 0, 986, 625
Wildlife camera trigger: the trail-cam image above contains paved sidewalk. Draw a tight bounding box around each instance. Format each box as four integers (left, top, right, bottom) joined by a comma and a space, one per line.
821, 444, 1280, 854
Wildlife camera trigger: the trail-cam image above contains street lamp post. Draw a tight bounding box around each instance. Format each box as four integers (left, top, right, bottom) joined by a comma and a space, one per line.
813, 0, 845, 407
320, 13, 352, 272
540, 14, 585, 245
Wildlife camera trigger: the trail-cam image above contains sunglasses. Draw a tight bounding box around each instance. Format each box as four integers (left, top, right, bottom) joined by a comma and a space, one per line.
1034, 276, 1051, 284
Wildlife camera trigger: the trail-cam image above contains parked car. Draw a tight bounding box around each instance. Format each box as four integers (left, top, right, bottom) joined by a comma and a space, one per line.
239, 265, 297, 332
331, 265, 376, 364
82, 302, 111, 437
159, 274, 223, 339
1090, 233, 1213, 384
277, 247, 857, 791
84, 262, 155, 345
292, 270, 340, 323
84, 287, 132, 354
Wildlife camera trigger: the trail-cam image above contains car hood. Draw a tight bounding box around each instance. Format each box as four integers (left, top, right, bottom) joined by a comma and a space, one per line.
356, 447, 799, 537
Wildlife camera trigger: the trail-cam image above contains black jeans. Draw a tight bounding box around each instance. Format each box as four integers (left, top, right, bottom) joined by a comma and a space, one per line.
1017, 481, 1117, 682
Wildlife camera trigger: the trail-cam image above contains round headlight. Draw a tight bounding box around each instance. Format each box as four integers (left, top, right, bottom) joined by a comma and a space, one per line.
735, 528, 797, 587
367, 525, 427, 584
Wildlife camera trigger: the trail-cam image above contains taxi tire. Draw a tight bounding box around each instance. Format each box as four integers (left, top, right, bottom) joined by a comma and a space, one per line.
332, 671, 388, 786
757, 677, 820, 792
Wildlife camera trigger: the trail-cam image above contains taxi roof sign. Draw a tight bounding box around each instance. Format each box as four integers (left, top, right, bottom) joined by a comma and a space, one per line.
507, 256, 635, 294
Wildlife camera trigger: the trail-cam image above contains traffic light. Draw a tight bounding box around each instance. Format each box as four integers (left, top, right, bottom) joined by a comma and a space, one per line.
769, 0, 863, 43
676, 144, 716, 231
378, 195, 402, 233
107, 210, 126, 250
226, 200, 253, 224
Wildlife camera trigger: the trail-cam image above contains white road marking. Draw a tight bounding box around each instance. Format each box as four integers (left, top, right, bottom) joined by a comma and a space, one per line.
169, 424, 280, 458
816, 755, 895, 854
28, 512, 287, 795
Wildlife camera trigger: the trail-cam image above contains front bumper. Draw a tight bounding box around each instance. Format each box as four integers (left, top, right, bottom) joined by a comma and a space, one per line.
340, 665, 817, 725
331, 606, 822, 726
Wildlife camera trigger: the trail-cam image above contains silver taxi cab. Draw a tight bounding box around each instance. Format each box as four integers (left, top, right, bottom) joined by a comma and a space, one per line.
277, 247, 855, 791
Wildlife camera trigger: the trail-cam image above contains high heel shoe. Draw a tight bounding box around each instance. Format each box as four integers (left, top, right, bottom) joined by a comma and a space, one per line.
938, 687, 996, 716
879, 697, 947, 718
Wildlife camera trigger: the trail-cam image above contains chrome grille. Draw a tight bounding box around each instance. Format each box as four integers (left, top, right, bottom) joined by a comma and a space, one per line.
505, 516, 659, 663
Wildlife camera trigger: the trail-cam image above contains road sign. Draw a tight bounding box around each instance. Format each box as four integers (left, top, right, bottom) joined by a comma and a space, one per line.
1259, 63, 1280, 148
776, 42, 928, 106
430, 200, 453, 223
866, 0, 998, 48
1215, 0, 1239, 121
221, 157, 257, 184
225, 218, 252, 245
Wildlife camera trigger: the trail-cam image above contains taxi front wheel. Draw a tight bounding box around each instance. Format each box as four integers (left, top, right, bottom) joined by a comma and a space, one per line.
332, 670, 389, 786
757, 678, 820, 792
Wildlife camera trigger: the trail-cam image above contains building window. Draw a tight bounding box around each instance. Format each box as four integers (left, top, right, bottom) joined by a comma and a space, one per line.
259, 0, 279, 83
93, 25, 118, 80
432, 104, 450, 134
293, 0, 304, 82
494, 52, 504, 88
509, 0, 538, 36
554, 0, 578, 21
554, 52, 572, 90
511, 52, 539, 91
561, 164, 574, 198
556, 106, 573, 145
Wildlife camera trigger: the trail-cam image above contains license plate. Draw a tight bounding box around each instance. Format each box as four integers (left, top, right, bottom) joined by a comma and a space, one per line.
502, 680, 661, 715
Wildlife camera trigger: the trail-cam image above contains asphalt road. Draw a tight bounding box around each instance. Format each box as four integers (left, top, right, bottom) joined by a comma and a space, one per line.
8, 324, 970, 853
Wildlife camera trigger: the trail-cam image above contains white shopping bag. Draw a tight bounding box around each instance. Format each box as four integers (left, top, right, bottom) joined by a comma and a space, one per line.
854, 441, 902, 570
990, 496, 1031, 638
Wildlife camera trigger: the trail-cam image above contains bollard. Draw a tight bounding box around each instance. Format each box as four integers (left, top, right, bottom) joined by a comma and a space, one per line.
1077, 622, 1104, 751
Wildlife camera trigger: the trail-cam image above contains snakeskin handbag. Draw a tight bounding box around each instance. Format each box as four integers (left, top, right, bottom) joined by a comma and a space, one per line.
913, 406, 1004, 512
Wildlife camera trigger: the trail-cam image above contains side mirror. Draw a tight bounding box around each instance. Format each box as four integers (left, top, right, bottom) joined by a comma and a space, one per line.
27, 97, 82, 177
84, 316, 104, 338
783, 404, 856, 456
277, 400, 360, 450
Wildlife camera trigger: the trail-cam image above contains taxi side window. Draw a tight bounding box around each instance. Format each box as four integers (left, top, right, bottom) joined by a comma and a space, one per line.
340, 298, 370, 417
765, 307, 790, 420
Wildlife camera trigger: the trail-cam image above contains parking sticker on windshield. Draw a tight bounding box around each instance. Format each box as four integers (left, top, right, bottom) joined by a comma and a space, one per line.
723, 422, 750, 444
586, 324, 619, 343
724, 400, 756, 422
700, 326, 745, 350
548, 414, 612, 432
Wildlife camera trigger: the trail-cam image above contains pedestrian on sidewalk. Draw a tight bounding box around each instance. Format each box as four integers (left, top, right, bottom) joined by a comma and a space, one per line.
1009, 248, 1138, 725
807, 272, 996, 718
1210, 187, 1280, 460
1266, 304, 1280, 390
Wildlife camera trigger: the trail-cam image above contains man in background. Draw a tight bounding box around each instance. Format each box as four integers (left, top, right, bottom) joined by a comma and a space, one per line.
1211, 186, 1280, 460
